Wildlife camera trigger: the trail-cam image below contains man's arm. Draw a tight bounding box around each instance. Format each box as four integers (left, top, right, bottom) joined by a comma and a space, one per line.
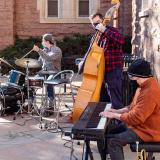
38, 47, 62, 61
100, 111, 121, 120
108, 107, 129, 114
95, 24, 124, 44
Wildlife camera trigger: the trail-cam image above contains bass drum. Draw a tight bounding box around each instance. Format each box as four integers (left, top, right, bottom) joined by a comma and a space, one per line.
0, 85, 24, 115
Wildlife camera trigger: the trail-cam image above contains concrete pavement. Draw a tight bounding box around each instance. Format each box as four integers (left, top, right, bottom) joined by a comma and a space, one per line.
0, 74, 159, 160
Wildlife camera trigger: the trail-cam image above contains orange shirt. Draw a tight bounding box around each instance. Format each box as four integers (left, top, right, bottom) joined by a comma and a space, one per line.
120, 77, 160, 142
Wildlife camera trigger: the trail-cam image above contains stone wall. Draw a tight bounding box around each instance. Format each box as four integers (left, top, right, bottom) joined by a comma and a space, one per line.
100, 0, 132, 35
132, 0, 160, 80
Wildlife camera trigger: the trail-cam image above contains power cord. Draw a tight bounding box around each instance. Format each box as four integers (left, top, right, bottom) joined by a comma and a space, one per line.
61, 130, 79, 160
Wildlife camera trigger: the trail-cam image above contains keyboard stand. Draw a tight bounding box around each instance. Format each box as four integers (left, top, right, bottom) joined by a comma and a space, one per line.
83, 138, 94, 160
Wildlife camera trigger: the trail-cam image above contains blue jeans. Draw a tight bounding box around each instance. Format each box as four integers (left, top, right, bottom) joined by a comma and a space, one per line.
47, 84, 54, 98
97, 121, 142, 160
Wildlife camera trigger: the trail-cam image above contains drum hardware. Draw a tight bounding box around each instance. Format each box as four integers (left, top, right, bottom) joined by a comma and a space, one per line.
28, 76, 44, 88
0, 58, 14, 85
0, 58, 15, 69
8, 70, 25, 87
0, 76, 8, 83
0, 84, 24, 116
13, 60, 42, 124
37, 70, 57, 77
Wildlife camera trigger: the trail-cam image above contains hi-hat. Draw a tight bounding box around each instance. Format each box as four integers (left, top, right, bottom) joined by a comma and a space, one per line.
0, 58, 14, 68
15, 58, 41, 68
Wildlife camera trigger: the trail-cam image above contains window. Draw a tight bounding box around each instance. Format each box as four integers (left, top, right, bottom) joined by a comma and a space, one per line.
39, 0, 100, 23
47, 0, 58, 17
139, 0, 149, 18
142, 0, 148, 11
79, 0, 89, 17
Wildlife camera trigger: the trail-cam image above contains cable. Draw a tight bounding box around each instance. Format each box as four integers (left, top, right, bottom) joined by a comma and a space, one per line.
61, 131, 79, 160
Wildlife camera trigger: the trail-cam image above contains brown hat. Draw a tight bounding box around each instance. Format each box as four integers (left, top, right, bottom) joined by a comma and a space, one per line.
42, 33, 55, 45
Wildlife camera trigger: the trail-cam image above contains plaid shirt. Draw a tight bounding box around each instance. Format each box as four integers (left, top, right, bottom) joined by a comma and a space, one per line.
98, 25, 124, 72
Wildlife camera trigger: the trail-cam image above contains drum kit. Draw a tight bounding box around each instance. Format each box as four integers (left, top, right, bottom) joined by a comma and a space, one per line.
0, 50, 51, 117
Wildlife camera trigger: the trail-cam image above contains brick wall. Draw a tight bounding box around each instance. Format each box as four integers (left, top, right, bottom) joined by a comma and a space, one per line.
132, 0, 160, 81
0, 0, 15, 50
15, 0, 91, 39
0, 0, 132, 49
119, 0, 132, 35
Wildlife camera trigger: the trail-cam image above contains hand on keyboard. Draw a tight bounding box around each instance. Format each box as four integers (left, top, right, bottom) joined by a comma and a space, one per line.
99, 111, 121, 120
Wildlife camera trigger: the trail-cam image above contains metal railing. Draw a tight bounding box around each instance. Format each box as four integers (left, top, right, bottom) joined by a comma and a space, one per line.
122, 54, 139, 106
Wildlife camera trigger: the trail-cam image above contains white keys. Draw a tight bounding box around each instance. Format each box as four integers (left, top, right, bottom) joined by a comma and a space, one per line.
96, 103, 111, 129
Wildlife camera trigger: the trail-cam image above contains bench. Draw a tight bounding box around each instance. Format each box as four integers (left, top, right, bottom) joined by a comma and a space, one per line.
130, 142, 160, 160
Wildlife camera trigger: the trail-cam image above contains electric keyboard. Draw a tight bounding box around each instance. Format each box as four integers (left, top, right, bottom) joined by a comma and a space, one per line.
72, 102, 111, 139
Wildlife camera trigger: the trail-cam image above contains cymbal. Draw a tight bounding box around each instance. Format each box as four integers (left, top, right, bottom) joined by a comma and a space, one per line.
15, 58, 41, 68
0, 58, 14, 68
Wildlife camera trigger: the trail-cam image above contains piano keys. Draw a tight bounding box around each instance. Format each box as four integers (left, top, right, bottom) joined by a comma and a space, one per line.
72, 102, 111, 140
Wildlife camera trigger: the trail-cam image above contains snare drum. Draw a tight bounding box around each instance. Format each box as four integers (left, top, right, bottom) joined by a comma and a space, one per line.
28, 76, 44, 88
8, 70, 25, 86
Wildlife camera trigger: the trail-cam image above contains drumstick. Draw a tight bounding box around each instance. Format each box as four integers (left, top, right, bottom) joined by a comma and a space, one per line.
21, 49, 33, 59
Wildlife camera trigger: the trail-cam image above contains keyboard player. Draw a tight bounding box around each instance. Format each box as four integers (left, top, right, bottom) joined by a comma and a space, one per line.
97, 59, 160, 160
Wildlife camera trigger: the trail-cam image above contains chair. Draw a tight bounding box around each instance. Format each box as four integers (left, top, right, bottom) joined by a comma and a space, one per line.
41, 70, 75, 130
130, 142, 160, 160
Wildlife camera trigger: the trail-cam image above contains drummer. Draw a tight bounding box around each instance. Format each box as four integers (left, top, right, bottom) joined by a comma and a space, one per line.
32, 33, 62, 107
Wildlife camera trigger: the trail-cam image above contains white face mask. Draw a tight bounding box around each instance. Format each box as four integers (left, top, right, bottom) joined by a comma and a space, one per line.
42, 41, 47, 48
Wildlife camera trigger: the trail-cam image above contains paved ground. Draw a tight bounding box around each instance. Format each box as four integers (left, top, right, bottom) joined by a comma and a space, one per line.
0, 114, 138, 160
0, 74, 159, 160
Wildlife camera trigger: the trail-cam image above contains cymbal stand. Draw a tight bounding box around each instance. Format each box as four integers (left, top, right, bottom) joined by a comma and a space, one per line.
13, 61, 42, 124
13, 60, 31, 119
25, 61, 42, 118
26, 60, 31, 113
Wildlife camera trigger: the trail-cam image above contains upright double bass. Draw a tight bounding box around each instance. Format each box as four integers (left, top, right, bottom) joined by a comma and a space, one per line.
72, 2, 120, 122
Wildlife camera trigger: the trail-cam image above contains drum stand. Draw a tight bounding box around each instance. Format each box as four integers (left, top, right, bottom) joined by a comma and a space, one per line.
13, 61, 42, 125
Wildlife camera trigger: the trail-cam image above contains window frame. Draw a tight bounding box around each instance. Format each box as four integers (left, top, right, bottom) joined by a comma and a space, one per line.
39, 0, 100, 23
139, 0, 149, 18
142, 0, 149, 11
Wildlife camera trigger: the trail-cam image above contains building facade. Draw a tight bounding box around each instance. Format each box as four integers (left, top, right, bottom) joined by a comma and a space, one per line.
0, 0, 132, 50
132, 0, 160, 80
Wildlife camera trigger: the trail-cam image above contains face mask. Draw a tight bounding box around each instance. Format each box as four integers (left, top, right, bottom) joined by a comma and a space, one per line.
42, 41, 47, 48
92, 22, 99, 30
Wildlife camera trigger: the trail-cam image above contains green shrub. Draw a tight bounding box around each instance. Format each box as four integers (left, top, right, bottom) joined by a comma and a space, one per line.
57, 33, 91, 57
0, 37, 41, 60
0, 34, 132, 74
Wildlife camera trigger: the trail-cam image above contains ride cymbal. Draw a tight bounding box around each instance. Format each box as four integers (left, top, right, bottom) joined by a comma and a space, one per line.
15, 58, 41, 68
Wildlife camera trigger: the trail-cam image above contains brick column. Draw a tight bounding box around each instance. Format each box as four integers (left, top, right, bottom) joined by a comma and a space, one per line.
0, 0, 15, 50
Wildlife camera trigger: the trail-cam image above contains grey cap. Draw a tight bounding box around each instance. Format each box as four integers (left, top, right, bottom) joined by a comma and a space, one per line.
42, 33, 55, 45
